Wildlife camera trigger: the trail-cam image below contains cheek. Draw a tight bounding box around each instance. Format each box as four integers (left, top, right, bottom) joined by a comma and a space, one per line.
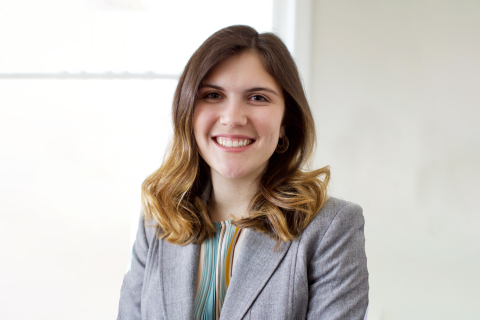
257, 110, 284, 140
193, 104, 216, 139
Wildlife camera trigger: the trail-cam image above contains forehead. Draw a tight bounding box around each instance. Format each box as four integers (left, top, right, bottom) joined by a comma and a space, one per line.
201, 52, 282, 93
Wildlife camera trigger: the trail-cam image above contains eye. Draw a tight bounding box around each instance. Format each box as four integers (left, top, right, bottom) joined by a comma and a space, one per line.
204, 92, 222, 99
249, 95, 269, 102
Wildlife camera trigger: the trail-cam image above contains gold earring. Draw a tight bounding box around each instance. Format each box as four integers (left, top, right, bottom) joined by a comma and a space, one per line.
275, 136, 289, 153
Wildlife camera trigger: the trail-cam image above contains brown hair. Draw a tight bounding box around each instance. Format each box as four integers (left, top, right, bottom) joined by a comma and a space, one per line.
142, 25, 330, 245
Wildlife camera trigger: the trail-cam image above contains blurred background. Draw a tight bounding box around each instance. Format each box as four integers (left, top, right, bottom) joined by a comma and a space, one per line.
0, 0, 478, 319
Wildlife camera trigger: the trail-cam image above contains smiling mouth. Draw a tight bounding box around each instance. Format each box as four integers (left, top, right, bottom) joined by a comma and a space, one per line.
214, 137, 254, 148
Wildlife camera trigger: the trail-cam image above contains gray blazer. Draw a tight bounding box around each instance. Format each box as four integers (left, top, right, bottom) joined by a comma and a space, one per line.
117, 197, 369, 319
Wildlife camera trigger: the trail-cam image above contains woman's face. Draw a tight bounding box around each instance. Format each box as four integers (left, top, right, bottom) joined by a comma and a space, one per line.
193, 52, 285, 181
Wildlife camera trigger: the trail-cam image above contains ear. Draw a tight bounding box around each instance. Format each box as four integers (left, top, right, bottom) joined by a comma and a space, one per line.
280, 125, 286, 138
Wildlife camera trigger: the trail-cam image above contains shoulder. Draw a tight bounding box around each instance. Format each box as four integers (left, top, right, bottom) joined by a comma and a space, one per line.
297, 196, 365, 251
309, 196, 363, 231
297, 197, 369, 317
140, 212, 161, 248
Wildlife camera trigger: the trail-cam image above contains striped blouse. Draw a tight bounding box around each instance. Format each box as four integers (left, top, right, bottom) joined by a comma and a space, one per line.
194, 220, 248, 320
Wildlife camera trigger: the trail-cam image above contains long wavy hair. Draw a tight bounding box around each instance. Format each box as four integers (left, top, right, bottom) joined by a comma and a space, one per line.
142, 25, 330, 245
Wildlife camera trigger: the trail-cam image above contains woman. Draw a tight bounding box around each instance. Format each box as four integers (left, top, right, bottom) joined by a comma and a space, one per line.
117, 25, 369, 320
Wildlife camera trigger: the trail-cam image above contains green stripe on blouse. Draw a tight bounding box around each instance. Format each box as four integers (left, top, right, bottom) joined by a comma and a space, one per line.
194, 220, 241, 320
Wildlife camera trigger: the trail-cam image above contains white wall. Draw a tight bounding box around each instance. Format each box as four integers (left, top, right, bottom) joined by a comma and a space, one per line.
310, 1, 480, 318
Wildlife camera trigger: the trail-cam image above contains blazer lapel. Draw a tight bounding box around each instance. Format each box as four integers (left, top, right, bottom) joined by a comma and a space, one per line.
219, 230, 291, 320
159, 239, 200, 319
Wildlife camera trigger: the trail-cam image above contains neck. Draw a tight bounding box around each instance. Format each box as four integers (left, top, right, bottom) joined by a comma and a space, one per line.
208, 170, 260, 223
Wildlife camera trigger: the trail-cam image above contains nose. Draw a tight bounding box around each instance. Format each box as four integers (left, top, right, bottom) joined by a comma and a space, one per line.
219, 97, 247, 128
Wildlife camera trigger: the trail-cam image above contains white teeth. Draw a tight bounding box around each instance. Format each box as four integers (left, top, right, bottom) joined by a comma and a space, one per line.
216, 137, 253, 148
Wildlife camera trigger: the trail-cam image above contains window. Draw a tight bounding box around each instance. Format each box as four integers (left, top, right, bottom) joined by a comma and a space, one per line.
0, 2, 279, 318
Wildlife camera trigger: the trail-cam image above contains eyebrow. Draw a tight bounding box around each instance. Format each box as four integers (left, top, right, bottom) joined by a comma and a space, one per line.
199, 84, 279, 97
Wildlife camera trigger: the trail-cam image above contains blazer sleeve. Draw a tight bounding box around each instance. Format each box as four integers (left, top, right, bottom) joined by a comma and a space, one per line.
307, 202, 369, 319
117, 213, 151, 320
